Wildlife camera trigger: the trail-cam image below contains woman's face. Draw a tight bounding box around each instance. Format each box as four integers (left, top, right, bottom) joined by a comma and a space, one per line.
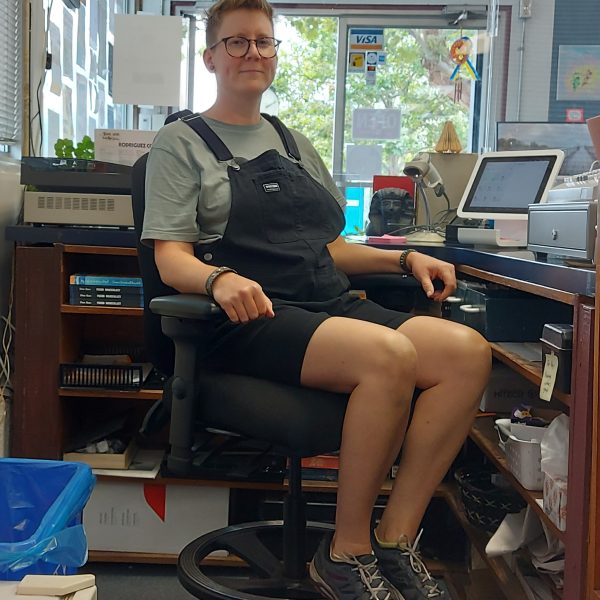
205, 9, 277, 100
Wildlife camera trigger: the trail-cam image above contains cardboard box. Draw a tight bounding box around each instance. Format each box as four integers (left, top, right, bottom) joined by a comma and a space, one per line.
543, 472, 567, 531
83, 479, 230, 554
63, 441, 136, 470
480, 364, 540, 412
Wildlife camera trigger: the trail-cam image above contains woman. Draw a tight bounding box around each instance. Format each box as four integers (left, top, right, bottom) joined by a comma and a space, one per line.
142, 1, 491, 598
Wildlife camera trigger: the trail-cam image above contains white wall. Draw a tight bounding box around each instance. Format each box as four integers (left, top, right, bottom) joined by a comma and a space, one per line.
504, 0, 555, 122
0, 159, 23, 457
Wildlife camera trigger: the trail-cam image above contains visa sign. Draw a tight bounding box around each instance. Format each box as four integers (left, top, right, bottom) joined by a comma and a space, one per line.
349, 29, 384, 51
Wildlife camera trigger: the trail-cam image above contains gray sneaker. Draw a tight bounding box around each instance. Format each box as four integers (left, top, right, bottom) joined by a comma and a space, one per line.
371, 530, 448, 600
309, 532, 405, 600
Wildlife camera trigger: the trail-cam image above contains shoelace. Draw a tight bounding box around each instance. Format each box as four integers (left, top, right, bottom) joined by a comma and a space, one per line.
348, 555, 396, 600
398, 530, 443, 598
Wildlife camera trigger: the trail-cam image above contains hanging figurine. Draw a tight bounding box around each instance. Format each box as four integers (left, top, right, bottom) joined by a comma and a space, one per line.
449, 36, 481, 82
449, 35, 480, 103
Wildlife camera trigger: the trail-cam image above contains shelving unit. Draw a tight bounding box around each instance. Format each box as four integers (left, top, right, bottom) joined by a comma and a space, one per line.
470, 417, 565, 543
11, 241, 596, 600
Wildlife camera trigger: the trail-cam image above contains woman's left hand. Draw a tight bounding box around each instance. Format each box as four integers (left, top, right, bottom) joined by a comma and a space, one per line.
406, 252, 456, 301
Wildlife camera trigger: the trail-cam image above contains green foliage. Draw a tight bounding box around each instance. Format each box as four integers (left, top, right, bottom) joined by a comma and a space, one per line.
54, 135, 95, 160
274, 17, 475, 174
54, 138, 75, 158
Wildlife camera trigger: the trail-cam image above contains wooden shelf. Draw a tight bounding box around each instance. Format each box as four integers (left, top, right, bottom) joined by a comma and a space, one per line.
442, 482, 530, 599
59, 387, 162, 400
61, 304, 143, 316
490, 343, 571, 406
62, 244, 137, 256
458, 265, 578, 306
469, 417, 565, 543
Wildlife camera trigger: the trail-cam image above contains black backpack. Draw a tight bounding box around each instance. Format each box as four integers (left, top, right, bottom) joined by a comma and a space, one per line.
366, 187, 415, 236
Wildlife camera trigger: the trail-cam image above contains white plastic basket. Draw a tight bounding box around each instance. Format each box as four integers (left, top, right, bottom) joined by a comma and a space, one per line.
495, 418, 545, 491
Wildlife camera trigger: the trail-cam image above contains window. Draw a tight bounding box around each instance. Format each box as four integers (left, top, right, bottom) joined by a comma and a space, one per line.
0, 0, 21, 152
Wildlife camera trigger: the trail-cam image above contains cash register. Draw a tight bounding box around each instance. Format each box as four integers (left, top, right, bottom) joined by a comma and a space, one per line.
450, 149, 564, 248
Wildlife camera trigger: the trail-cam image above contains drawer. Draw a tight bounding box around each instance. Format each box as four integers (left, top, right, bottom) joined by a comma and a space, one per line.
528, 201, 597, 260
443, 282, 572, 341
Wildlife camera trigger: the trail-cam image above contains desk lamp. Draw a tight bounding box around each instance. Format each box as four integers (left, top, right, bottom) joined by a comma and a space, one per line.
403, 153, 450, 243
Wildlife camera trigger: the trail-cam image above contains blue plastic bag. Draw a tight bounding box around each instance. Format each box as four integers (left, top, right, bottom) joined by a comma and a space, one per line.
0, 458, 95, 579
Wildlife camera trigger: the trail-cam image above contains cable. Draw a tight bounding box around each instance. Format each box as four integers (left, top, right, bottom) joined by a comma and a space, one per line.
0, 251, 16, 453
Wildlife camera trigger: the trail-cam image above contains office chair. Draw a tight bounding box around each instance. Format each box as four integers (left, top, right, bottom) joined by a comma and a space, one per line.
132, 153, 423, 600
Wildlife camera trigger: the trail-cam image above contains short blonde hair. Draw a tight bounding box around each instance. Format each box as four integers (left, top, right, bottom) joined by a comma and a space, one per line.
205, 0, 274, 47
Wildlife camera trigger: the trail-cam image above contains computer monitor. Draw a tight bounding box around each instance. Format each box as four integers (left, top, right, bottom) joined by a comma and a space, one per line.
496, 121, 594, 176
457, 150, 564, 221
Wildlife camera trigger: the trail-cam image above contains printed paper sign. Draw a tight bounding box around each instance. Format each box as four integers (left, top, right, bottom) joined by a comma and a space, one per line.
94, 129, 158, 166
352, 108, 401, 140
349, 29, 384, 52
349, 52, 365, 73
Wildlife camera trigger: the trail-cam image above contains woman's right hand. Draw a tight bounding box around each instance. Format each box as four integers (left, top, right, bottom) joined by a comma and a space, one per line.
211, 272, 275, 323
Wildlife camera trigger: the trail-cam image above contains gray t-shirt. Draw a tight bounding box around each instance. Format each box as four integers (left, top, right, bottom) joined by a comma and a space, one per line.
141, 116, 345, 246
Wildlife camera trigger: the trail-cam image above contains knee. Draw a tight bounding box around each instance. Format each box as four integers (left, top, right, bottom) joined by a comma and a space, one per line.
452, 324, 492, 380
363, 331, 418, 390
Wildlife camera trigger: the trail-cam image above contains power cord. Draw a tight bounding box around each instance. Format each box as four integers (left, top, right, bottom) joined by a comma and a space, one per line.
0, 251, 15, 454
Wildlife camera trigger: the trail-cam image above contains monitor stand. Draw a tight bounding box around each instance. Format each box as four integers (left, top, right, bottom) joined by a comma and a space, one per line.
457, 220, 528, 248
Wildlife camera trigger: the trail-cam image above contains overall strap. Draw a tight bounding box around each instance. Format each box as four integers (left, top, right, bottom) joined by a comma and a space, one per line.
164, 109, 193, 125
261, 113, 302, 162
180, 113, 234, 162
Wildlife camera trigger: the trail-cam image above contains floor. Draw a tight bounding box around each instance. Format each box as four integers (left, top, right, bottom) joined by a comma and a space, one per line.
86, 563, 196, 600
85, 562, 506, 600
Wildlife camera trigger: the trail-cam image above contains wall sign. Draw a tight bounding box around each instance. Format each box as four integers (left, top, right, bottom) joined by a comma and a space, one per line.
352, 108, 401, 140
349, 28, 384, 52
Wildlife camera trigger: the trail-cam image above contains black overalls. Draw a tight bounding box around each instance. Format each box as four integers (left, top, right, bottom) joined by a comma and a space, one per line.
181, 114, 410, 384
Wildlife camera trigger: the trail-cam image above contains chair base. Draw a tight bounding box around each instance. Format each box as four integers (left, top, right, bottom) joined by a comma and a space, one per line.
178, 520, 334, 600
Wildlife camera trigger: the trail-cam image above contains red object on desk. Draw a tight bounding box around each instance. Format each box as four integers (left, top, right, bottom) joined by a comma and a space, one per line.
367, 235, 407, 244
372, 175, 415, 196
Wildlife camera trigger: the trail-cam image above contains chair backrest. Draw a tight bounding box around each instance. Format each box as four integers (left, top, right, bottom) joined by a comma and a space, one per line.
131, 153, 177, 376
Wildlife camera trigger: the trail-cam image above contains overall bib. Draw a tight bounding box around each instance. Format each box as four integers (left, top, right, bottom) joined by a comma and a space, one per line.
183, 113, 350, 302
181, 114, 409, 384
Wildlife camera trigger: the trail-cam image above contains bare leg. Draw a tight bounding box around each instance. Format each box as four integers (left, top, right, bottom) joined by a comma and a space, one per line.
301, 317, 418, 557
376, 316, 492, 543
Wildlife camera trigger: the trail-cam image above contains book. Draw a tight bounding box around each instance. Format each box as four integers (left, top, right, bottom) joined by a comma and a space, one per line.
69, 296, 144, 307
69, 274, 143, 287
300, 454, 339, 470
69, 285, 144, 307
70, 284, 144, 295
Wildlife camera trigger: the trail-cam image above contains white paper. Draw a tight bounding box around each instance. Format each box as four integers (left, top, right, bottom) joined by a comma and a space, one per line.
94, 129, 158, 165
113, 14, 182, 106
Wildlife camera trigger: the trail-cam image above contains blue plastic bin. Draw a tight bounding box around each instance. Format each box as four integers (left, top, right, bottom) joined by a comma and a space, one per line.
0, 458, 96, 580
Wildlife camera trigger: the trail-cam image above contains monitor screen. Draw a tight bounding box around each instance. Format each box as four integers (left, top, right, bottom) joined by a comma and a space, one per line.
457, 150, 564, 220
496, 121, 594, 176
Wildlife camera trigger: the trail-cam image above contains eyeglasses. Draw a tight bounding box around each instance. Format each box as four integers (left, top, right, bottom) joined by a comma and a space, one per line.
210, 36, 281, 59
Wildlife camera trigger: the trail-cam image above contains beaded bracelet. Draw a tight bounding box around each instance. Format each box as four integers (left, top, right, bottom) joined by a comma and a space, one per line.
399, 249, 416, 274
205, 266, 237, 300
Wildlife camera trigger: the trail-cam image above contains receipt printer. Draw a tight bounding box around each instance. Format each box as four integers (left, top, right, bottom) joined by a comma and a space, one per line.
527, 201, 597, 261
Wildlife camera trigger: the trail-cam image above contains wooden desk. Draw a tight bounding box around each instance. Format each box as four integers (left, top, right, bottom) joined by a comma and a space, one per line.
369, 242, 595, 600
9, 238, 597, 598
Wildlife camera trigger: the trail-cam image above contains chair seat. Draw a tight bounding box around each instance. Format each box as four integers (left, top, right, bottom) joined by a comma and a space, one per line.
197, 372, 348, 458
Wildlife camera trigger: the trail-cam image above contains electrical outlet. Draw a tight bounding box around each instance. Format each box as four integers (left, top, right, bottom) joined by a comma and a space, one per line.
520, 0, 533, 18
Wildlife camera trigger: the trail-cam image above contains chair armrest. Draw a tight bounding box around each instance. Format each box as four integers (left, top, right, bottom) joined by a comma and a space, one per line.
348, 273, 420, 289
149, 293, 223, 319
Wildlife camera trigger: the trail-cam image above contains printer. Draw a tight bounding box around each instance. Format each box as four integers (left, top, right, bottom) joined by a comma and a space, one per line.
21, 157, 134, 228
527, 171, 598, 262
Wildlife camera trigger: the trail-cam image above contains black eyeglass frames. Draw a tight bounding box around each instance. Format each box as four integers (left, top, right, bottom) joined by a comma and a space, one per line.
210, 36, 281, 58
